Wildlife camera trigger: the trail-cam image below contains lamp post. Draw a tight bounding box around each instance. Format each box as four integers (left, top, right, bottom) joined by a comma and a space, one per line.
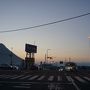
45, 49, 51, 63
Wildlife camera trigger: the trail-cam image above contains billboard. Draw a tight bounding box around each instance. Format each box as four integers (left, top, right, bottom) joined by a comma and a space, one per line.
25, 44, 37, 53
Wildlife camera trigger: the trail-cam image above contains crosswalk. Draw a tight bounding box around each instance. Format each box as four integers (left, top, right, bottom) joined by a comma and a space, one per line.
84, 77, 90, 81
37, 75, 45, 80
28, 75, 39, 80
0, 74, 90, 90
74, 76, 86, 83
0, 74, 90, 83
57, 76, 62, 81
20, 75, 32, 80
48, 76, 54, 81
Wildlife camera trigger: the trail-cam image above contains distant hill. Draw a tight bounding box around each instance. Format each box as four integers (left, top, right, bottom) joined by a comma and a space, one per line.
0, 43, 24, 66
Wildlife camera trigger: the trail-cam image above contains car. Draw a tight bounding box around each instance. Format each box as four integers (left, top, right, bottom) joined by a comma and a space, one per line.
65, 62, 77, 71
10, 65, 19, 70
58, 66, 64, 71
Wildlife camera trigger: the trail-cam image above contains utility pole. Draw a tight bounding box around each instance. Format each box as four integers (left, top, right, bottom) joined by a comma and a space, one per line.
46, 49, 51, 63
69, 57, 71, 62
45, 53, 47, 63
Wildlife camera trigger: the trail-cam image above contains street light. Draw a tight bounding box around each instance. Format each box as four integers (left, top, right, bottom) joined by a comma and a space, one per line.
47, 49, 51, 59
45, 49, 51, 63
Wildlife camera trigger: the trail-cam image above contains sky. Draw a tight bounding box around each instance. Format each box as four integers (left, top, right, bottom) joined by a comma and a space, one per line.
0, 0, 90, 65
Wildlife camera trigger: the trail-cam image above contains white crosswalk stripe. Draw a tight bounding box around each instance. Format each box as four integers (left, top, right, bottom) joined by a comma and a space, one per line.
12, 85, 31, 88
0, 74, 17, 79
28, 75, 39, 80
20, 75, 32, 80
13, 83, 32, 88
11, 75, 25, 79
0, 75, 9, 78
57, 76, 62, 81
48, 76, 54, 81
75, 76, 86, 83
37, 75, 45, 80
84, 77, 90, 81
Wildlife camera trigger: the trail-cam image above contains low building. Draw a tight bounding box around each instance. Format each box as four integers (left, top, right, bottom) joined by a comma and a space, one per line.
0, 43, 24, 69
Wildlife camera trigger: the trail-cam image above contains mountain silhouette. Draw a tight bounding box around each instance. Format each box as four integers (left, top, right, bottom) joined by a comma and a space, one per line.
0, 43, 24, 66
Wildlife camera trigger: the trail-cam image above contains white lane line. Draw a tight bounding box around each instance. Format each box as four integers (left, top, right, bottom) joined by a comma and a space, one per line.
28, 75, 39, 80
57, 76, 62, 81
11, 75, 25, 79
37, 75, 45, 80
75, 76, 86, 83
12, 86, 31, 88
48, 76, 54, 81
84, 77, 90, 81
20, 75, 32, 80
66, 76, 80, 90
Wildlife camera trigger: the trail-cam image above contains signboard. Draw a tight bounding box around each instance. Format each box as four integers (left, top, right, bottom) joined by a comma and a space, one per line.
25, 44, 37, 53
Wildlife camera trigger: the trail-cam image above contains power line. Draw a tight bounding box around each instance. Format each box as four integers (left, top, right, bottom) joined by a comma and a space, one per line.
0, 12, 90, 33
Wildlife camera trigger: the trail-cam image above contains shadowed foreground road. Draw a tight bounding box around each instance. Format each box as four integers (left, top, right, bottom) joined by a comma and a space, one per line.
0, 70, 90, 90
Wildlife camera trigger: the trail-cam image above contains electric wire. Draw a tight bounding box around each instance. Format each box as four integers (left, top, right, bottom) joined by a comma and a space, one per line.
0, 12, 90, 33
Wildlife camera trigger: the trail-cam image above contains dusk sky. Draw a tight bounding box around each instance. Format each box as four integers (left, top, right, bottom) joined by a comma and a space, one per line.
0, 0, 90, 65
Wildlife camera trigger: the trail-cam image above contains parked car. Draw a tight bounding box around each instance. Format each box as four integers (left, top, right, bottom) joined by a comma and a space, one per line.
0, 64, 19, 70
10, 65, 19, 70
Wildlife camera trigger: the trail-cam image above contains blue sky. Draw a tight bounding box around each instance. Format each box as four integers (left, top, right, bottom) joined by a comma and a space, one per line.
0, 0, 90, 65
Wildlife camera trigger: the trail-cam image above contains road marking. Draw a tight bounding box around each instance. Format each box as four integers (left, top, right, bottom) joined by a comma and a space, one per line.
12, 85, 31, 88
0, 75, 11, 78
0, 80, 72, 85
20, 83, 32, 86
84, 77, 90, 81
20, 75, 32, 80
75, 76, 86, 83
48, 76, 54, 81
37, 75, 45, 80
66, 76, 80, 90
66, 76, 72, 82
28, 75, 39, 80
57, 76, 62, 81
11, 75, 25, 79
0, 74, 18, 79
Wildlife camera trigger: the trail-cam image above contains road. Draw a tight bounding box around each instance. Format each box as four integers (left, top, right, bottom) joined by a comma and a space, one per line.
0, 70, 90, 90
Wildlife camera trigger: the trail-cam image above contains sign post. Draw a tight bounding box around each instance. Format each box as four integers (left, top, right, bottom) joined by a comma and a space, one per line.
25, 44, 37, 69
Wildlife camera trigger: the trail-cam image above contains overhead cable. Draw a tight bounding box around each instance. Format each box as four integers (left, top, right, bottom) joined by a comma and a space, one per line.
0, 12, 90, 33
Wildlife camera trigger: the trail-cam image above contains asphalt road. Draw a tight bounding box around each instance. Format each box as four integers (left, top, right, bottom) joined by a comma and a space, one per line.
0, 70, 90, 90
